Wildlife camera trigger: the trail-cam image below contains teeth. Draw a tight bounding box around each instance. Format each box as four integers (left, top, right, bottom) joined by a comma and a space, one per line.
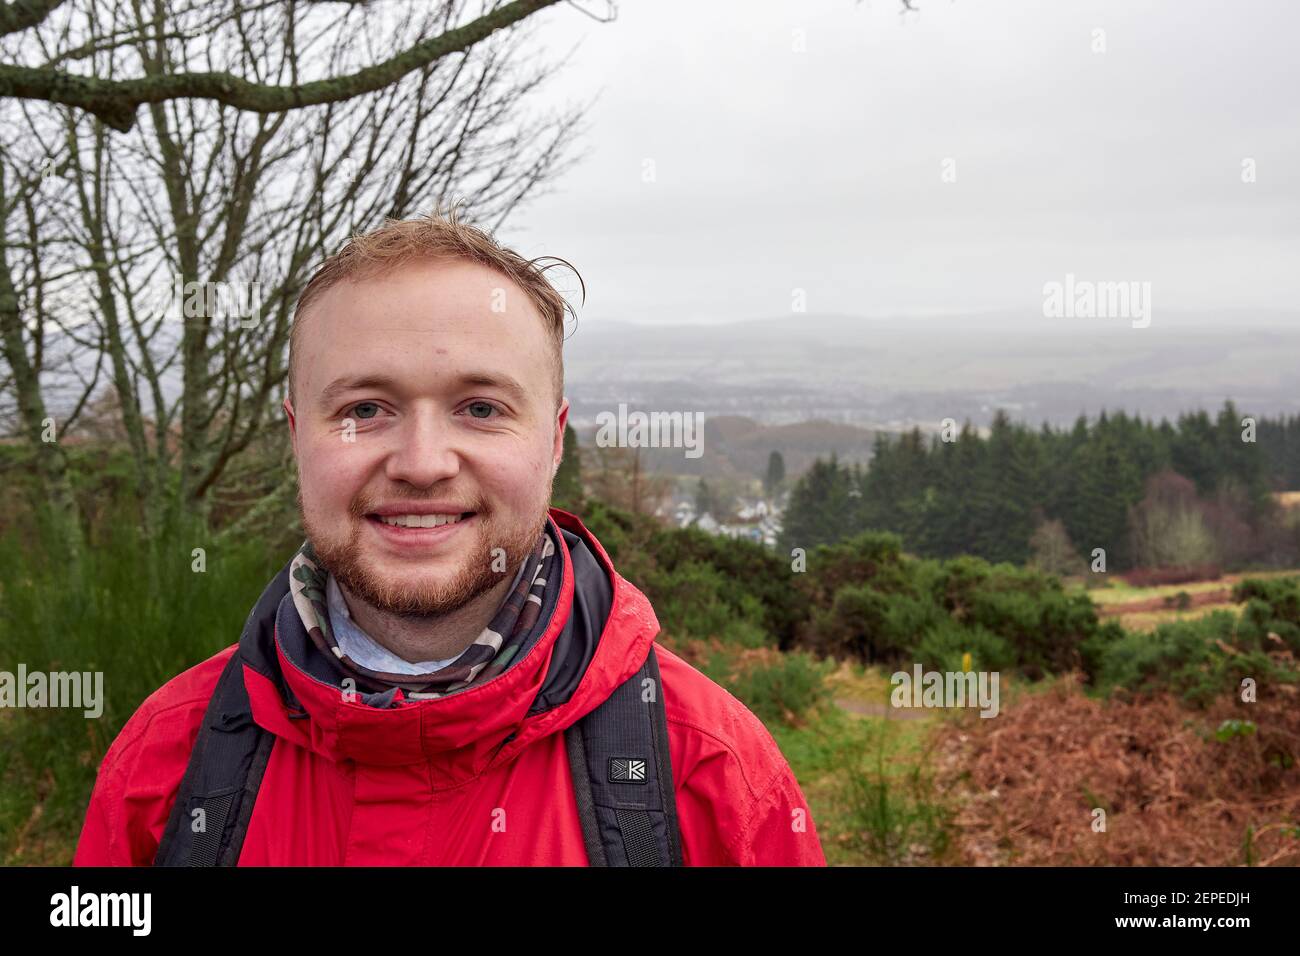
378, 513, 464, 528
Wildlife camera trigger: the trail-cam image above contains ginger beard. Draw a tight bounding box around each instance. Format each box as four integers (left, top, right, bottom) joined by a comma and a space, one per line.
298, 483, 553, 619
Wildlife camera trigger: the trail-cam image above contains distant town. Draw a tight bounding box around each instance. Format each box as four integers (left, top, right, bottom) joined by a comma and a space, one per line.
657, 488, 787, 549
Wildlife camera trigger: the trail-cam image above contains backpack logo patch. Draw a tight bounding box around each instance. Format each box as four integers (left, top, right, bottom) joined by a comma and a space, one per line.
609, 756, 647, 783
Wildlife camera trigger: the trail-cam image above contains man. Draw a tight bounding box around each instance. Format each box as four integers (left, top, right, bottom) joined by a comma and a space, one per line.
73, 209, 827, 866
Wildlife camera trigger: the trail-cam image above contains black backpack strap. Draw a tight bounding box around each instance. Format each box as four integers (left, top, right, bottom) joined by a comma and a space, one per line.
566, 644, 684, 866
154, 649, 274, 866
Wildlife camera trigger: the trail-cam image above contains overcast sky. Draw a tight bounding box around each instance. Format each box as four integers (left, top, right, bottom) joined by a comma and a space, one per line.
497, 0, 1300, 327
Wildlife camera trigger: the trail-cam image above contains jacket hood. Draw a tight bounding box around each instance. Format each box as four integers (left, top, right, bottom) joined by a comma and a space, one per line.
235, 508, 661, 785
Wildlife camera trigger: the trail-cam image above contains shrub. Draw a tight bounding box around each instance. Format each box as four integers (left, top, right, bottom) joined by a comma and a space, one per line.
795, 531, 910, 610
915, 620, 1015, 674
808, 585, 945, 665
1231, 577, 1300, 655
798, 541, 1108, 678
577, 500, 803, 648
1078, 619, 1128, 683
1232, 577, 1300, 626
1093, 611, 1299, 707
935, 559, 1101, 677
647, 523, 808, 647
700, 647, 832, 728
643, 559, 769, 648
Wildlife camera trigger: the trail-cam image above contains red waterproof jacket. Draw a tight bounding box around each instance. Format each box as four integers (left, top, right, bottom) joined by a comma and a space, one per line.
74, 509, 827, 866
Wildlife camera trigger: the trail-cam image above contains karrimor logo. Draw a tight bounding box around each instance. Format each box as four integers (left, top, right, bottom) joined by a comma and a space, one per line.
49, 886, 151, 936
594, 403, 704, 459
609, 756, 647, 783
1042, 273, 1152, 328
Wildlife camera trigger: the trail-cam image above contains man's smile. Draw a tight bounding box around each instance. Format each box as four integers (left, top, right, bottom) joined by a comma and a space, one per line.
363, 509, 479, 548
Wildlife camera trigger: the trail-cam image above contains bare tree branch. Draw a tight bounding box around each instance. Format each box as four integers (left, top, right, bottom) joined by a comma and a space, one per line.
0, 0, 69, 38
0, 0, 567, 131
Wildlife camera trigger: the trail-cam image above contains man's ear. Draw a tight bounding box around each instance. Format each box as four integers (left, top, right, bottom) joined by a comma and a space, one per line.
284, 397, 298, 455
552, 397, 569, 476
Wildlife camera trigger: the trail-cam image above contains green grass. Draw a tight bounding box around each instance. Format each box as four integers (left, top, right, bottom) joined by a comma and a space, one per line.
0, 507, 290, 864
767, 660, 964, 865
1116, 604, 1238, 632
1079, 569, 1300, 607
1083, 578, 1232, 605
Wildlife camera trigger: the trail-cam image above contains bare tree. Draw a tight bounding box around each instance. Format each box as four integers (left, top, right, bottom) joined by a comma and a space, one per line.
1027, 517, 1085, 579
1128, 470, 1218, 569
587, 443, 672, 519
0, 139, 102, 556
1, 0, 594, 540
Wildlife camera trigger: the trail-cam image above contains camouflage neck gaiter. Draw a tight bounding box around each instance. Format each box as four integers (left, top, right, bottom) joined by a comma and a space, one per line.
287, 524, 558, 703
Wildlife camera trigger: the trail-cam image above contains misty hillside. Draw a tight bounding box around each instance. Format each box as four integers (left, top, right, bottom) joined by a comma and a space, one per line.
562, 311, 1300, 438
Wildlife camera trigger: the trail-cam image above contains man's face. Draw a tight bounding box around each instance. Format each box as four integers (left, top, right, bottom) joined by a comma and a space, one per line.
285, 257, 568, 617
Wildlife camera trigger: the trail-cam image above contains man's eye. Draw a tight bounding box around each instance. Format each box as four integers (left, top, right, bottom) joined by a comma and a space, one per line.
349, 402, 382, 420
465, 401, 498, 420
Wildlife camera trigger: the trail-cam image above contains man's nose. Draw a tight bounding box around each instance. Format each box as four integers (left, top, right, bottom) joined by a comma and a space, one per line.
383, 408, 461, 487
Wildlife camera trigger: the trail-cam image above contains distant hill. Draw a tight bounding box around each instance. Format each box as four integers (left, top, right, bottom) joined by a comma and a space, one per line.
562, 311, 1300, 434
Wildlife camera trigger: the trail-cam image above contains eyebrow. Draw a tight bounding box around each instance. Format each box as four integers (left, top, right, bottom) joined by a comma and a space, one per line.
316, 371, 530, 410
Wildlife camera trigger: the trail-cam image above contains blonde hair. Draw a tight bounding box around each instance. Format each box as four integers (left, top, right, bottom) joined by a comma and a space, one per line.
288, 203, 581, 410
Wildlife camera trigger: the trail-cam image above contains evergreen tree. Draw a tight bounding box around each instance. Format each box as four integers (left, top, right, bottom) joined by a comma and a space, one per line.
778, 453, 854, 555
980, 411, 1037, 563
1170, 409, 1218, 494
764, 450, 786, 499
551, 422, 583, 512
1064, 418, 1144, 568
695, 478, 716, 517
779, 407, 1298, 571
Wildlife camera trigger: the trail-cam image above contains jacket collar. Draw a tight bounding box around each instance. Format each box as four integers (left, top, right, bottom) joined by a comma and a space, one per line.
236, 509, 660, 785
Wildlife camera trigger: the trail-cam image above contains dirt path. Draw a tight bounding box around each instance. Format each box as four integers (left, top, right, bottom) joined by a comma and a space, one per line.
833, 697, 931, 720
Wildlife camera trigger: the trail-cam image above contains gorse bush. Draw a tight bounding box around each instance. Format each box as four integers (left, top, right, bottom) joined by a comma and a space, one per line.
646, 560, 769, 648
587, 507, 1112, 682
1092, 600, 1300, 707
1236, 598, 1300, 655
795, 530, 1111, 677
794, 531, 914, 609
700, 647, 832, 728
811, 586, 944, 663
932, 556, 1101, 677
580, 499, 800, 648
644, 524, 809, 647
915, 620, 1015, 674
1233, 576, 1300, 634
